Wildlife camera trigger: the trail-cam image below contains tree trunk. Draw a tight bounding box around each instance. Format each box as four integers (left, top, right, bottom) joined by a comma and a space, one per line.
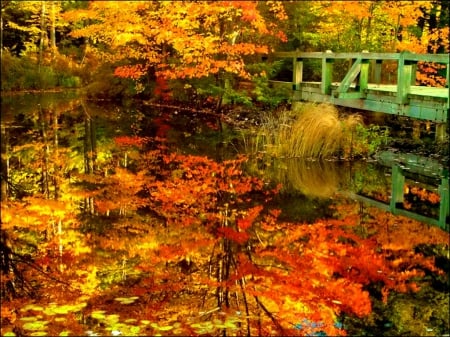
38, 105, 50, 198
38, 1, 47, 72
49, 1, 57, 58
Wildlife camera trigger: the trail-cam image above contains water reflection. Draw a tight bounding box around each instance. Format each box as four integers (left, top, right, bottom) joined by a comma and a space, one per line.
1, 93, 449, 337
249, 153, 448, 231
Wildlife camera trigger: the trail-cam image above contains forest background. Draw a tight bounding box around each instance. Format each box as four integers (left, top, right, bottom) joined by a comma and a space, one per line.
1, 0, 449, 104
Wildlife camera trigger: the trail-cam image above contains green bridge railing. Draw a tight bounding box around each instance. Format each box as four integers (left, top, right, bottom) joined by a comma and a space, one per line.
269, 50, 449, 139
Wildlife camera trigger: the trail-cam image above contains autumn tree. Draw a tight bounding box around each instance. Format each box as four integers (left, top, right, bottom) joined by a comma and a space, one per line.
64, 1, 288, 107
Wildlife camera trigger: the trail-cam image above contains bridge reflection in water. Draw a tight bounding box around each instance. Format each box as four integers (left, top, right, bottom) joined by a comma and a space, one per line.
265, 152, 449, 232
349, 151, 449, 231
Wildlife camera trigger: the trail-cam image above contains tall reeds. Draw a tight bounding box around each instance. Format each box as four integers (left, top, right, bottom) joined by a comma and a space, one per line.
253, 103, 364, 159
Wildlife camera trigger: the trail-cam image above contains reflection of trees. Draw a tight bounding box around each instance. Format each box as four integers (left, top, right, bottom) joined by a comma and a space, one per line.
1, 97, 91, 299
1, 99, 448, 336
1, 124, 10, 201
81, 102, 97, 175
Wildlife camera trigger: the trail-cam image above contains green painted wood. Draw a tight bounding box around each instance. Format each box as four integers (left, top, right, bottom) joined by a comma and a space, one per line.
272, 51, 449, 63
374, 60, 382, 84
337, 58, 362, 94
358, 59, 370, 91
321, 52, 334, 95
396, 52, 414, 104
335, 92, 365, 99
269, 49, 449, 123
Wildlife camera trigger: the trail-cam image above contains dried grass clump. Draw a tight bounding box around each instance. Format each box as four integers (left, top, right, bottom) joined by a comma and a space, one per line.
255, 103, 363, 159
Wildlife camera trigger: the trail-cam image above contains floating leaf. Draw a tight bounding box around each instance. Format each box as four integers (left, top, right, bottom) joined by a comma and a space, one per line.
91, 310, 106, 320
20, 317, 38, 322
59, 331, 71, 336
30, 332, 47, 336
22, 321, 48, 331
114, 296, 139, 304
157, 326, 173, 331
224, 321, 237, 329
44, 303, 86, 316
105, 314, 120, 323
21, 305, 44, 312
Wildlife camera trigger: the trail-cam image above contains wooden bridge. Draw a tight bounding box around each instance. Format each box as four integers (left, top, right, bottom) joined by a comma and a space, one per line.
269, 50, 449, 140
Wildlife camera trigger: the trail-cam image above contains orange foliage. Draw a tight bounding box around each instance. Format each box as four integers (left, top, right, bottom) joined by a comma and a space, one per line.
66, 1, 287, 82
2, 138, 447, 337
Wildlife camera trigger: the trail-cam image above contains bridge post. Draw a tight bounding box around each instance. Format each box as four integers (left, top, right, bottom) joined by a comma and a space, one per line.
321, 50, 334, 95
373, 60, 382, 84
358, 50, 370, 91
293, 56, 303, 90
396, 51, 416, 104
390, 164, 405, 213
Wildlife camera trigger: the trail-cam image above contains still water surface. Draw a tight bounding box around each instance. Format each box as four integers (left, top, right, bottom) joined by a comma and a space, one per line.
1, 91, 449, 336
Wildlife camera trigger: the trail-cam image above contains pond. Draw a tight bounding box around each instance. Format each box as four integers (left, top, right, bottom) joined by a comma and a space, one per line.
1, 91, 449, 337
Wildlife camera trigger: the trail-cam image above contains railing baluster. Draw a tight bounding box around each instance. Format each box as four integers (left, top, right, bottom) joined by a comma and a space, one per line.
321, 50, 334, 95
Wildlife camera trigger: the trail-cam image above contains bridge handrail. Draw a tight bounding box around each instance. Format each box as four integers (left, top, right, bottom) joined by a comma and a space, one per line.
271, 51, 449, 64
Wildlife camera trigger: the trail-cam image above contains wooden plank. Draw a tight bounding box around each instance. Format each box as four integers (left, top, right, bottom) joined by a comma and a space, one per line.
337, 58, 361, 94
271, 51, 449, 64
272, 51, 402, 60
403, 53, 449, 64
334, 92, 365, 99
373, 60, 382, 84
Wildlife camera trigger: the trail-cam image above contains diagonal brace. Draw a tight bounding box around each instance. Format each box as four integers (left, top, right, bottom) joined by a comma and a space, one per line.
337, 58, 362, 94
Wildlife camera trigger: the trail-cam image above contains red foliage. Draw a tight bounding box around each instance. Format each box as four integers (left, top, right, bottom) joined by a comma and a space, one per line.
154, 76, 172, 101
113, 135, 149, 148
217, 226, 250, 244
